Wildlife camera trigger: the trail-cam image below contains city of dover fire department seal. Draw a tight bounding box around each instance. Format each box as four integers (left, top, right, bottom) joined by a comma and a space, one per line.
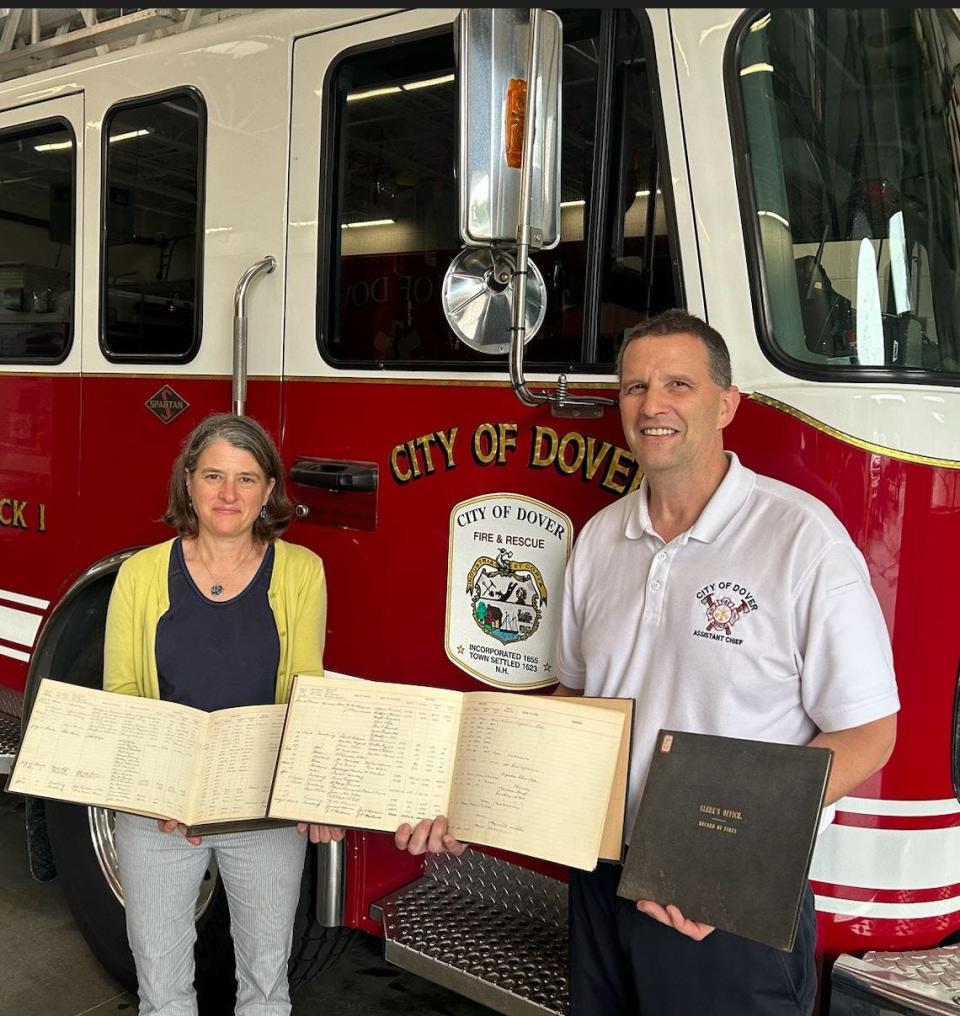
445, 493, 572, 689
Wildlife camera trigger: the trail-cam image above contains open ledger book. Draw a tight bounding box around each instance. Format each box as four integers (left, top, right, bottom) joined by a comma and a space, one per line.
9, 675, 633, 870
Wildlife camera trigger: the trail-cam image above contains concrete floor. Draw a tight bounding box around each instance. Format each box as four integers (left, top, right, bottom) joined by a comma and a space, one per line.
0, 791, 494, 1016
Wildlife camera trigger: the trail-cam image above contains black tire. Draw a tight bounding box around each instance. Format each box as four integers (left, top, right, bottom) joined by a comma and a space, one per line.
45, 801, 136, 990
288, 843, 356, 990
46, 810, 356, 1006
45, 799, 237, 1009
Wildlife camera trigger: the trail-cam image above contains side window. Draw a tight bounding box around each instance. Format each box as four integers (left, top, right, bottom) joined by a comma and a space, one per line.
735, 8, 960, 380
322, 10, 680, 370
0, 120, 75, 363
101, 89, 205, 362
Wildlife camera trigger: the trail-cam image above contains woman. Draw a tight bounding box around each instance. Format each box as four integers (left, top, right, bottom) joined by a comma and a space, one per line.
103, 412, 343, 1016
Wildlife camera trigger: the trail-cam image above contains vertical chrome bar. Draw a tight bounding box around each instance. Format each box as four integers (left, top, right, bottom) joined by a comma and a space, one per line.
315, 838, 346, 927
509, 9, 549, 407
232, 255, 276, 417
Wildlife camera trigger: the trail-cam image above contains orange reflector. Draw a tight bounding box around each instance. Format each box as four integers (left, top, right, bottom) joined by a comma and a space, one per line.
505, 77, 527, 169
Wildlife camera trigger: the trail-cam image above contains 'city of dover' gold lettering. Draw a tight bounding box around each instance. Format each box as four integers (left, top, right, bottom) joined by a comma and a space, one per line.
389, 421, 642, 496
389, 427, 459, 484
530, 425, 643, 494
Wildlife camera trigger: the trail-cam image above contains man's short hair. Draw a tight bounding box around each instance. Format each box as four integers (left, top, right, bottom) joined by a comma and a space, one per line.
617, 309, 733, 388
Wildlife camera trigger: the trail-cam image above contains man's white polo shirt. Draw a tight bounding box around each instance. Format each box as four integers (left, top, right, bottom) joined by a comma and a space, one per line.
556, 452, 899, 835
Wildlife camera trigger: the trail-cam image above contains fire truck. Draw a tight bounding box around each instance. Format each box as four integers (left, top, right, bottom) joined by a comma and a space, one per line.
0, 6, 958, 1014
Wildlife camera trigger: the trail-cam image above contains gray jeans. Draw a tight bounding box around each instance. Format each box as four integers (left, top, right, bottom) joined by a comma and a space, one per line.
115, 813, 307, 1016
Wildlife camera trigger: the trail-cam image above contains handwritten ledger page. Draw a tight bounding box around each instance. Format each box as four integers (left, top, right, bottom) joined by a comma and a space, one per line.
448, 693, 626, 870
191, 705, 287, 824
269, 676, 464, 829
9, 679, 286, 826
270, 674, 627, 869
578, 697, 633, 861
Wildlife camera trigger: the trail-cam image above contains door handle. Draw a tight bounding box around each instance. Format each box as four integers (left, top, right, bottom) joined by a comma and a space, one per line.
290, 458, 378, 493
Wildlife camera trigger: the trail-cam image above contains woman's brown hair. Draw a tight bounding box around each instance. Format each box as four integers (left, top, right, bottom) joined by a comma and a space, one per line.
162, 413, 293, 542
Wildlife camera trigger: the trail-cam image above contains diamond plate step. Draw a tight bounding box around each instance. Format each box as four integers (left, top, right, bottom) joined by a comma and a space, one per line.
372, 850, 568, 1016
0, 685, 23, 775
832, 944, 960, 1015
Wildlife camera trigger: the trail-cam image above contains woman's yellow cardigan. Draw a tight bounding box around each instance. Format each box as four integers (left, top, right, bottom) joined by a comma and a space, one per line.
103, 538, 326, 703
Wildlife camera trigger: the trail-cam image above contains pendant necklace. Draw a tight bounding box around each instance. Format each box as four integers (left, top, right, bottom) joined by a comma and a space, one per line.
196, 545, 257, 597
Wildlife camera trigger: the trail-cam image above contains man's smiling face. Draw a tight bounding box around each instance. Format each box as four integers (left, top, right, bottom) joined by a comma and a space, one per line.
618, 332, 739, 480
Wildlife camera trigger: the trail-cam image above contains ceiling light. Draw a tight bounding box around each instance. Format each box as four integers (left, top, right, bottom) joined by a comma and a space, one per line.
346, 86, 402, 102
109, 128, 152, 143
402, 74, 455, 91
341, 218, 395, 229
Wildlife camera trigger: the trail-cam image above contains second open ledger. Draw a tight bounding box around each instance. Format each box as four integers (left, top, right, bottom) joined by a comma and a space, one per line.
9, 674, 633, 871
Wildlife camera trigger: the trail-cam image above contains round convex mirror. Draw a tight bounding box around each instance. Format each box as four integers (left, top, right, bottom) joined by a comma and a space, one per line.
441, 247, 547, 355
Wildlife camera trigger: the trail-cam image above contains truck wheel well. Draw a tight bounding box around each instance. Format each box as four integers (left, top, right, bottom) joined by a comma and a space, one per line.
23, 558, 127, 881
25, 570, 116, 720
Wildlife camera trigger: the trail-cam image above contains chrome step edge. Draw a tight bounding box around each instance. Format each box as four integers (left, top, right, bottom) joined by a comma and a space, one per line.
832, 945, 960, 1015
372, 849, 569, 1016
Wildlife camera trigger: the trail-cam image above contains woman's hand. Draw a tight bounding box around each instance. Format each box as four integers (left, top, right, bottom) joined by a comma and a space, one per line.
394, 815, 468, 856
157, 818, 202, 847
297, 822, 345, 844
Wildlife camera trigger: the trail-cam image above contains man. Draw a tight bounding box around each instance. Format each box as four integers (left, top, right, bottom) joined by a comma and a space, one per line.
397, 309, 899, 1015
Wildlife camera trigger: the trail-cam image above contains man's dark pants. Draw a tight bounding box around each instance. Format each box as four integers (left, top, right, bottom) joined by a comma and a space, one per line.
569, 863, 817, 1015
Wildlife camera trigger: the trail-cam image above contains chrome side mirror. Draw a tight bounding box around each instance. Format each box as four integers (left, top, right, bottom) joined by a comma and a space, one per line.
457, 8, 561, 250
443, 8, 614, 417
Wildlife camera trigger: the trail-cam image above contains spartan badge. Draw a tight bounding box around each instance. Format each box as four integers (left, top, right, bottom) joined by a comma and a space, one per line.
466, 548, 546, 645
145, 384, 189, 424
703, 593, 751, 636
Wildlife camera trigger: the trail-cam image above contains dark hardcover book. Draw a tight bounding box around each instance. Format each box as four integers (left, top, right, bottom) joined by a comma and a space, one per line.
617, 730, 833, 951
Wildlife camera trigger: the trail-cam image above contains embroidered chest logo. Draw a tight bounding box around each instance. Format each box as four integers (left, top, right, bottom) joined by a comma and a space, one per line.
693, 583, 759, 646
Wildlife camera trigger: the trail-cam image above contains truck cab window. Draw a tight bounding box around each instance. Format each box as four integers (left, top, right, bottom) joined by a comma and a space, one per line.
322, 9, 679, 370
101, 89, 205, 362
736, 8, 960, 381
0, 121, 75, 363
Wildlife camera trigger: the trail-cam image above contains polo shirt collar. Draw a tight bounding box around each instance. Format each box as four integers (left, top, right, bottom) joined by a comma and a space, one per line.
623, 452, 756, 544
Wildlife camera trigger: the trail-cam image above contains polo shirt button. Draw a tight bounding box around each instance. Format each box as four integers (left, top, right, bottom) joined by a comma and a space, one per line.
657, 552, 667, 561
650, 580, 661, 591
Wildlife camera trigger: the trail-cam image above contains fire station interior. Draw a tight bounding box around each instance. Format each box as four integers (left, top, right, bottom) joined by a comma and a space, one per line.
2, 7, 960, 1016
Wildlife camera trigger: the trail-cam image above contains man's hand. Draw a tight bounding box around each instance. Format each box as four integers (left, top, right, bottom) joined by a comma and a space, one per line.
297, 823, 345, 844
637, 899, 715, 941
157, 818, 202, 847
394, 815, 468, 856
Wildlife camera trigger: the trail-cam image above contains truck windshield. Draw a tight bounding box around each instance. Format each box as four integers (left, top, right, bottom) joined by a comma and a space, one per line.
736, 8, 960, 380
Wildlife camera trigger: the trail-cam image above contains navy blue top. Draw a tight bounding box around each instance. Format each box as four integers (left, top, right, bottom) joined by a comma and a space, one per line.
156, 538, 280, 712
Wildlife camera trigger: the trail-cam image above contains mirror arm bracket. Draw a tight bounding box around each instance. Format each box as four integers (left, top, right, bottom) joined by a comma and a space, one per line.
508, 9, 616, 418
